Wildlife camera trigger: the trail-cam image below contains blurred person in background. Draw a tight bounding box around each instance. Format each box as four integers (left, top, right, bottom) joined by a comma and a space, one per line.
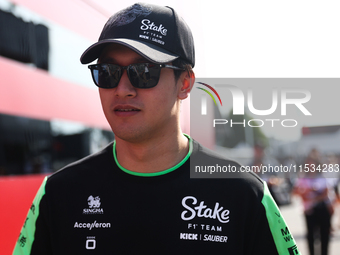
324, 154, 340, 230
293, 148, 333, 255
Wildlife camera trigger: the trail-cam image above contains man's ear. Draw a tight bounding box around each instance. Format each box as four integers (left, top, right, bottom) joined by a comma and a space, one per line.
178, 71, 195, 100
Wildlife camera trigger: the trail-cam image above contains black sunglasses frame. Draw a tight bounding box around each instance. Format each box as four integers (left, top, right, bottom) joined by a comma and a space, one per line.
88, 63, 184, 89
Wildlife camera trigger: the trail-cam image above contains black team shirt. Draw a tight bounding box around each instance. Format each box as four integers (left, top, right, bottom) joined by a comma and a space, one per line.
13, 137, 300, 255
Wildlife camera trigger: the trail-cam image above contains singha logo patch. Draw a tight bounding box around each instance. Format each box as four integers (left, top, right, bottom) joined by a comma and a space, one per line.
83, 195, 104, 214
88, 196, 101, 208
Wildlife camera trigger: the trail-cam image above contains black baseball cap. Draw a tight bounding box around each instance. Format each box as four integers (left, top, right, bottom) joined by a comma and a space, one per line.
80, 3, 195, 67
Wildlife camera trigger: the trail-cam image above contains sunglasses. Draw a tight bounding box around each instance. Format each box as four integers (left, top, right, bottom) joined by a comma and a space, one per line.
88, 63, 184, 89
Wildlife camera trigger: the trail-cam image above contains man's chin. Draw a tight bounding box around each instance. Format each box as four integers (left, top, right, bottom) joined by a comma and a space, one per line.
113, 128, 149, 144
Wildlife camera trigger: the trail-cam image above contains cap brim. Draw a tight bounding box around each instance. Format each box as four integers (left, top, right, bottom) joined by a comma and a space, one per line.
80, 38, 179, 64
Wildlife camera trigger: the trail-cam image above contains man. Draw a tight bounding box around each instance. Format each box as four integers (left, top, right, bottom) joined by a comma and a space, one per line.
13, 3, 300, 254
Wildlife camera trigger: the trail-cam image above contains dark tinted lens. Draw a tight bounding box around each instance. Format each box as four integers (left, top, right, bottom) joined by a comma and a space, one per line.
92, 64, 121, 88
128, 63, 161, 88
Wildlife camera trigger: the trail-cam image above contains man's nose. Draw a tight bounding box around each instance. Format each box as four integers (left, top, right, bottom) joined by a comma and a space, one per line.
114, 71, 137, 98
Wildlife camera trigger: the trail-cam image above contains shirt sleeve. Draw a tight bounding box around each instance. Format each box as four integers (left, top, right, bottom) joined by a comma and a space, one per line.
12, 177, 50, 255
261, 181, 300, 255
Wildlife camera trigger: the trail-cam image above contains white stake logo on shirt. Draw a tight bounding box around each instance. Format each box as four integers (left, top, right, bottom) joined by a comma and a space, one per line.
181, 196, 230, 223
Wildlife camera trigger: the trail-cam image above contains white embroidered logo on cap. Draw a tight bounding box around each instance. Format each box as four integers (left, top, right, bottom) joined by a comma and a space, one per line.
140, 19, 167, 36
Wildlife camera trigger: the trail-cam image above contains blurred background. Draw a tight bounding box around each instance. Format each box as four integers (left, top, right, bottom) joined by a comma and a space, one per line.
1, 0, 340, 254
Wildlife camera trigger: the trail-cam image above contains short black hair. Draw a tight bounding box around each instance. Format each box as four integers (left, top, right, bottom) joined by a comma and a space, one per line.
172, 58, 194, 82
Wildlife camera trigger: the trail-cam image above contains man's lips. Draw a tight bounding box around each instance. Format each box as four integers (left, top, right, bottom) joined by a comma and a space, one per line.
113, 105, 141, 115
114, 105, 141, 111
115, 108, 140, 112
